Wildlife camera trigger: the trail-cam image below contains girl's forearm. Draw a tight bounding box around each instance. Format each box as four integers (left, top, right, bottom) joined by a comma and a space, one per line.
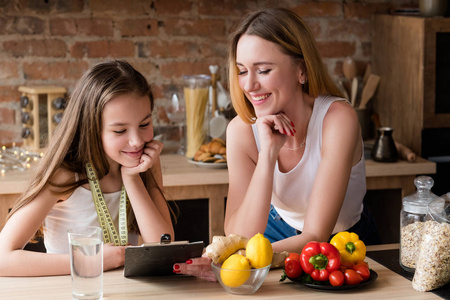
122, 175, 174, 242
0, 250, 70, 276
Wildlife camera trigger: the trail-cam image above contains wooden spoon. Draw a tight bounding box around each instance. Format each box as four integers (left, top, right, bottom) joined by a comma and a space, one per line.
350, 77, 358, 107
343, 57, 357, 81
359, 74, 380, 109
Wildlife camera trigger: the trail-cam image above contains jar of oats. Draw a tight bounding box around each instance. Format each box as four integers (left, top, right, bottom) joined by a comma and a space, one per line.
400, 176, 439, 273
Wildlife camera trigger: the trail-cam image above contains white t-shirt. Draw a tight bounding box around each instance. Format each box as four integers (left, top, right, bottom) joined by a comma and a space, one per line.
44, 186, 138, 254
252, 95, 366, 233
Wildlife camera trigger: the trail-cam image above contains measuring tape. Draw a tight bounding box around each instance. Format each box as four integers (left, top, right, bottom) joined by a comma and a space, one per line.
86, 162, 129, 246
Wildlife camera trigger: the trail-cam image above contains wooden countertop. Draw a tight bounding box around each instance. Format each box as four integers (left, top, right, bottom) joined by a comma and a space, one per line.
0, 155, 436, 195
0, 254, 441, 299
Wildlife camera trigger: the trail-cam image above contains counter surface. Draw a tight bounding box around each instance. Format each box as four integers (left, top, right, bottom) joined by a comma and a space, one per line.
0, 255, 442, 299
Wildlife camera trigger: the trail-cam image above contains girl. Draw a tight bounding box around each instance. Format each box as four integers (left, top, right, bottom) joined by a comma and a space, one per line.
175, 7, 379, 280
0, 60, 174, 276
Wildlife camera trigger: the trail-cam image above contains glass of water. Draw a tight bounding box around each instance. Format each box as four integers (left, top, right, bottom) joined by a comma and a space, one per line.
68, 226, 103, 300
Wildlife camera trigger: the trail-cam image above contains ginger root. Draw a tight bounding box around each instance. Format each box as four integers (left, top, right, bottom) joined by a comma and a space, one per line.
205, 234, 248, 264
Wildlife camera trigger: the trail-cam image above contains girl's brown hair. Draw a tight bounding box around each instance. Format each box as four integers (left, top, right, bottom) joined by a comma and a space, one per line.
228, 7, 343, 123
8, 60, 163, 239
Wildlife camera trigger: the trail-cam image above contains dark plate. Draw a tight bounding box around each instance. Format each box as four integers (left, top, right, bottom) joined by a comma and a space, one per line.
302, 270, 378, 291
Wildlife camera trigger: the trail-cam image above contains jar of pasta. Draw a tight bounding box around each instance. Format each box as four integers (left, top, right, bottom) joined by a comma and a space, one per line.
399, 176, 439, 273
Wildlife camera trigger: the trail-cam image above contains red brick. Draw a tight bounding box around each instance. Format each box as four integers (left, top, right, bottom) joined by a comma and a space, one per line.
76, 18, 113, 37
50, 18, 78, 36
0, 61, 19, 79
163, 18, 226, 37
70, 41, 134, 58
87, 40, 111, 57
152, 0, 192, 15
0, 107, 16, 124
89, 0, 151, 15
362, 42, 371, 57
23, 61, 89, 81
20, 0, 83, 13
344, 3, 392, 20
0, 130, 21, 146
317, 41, 356, 58
118, 19, 159, 37
0, 86, 20, 103
3, 39, 67, 57
198, 0, 249, 16
110, 41, 135, 57
71, 41, 109, 58
328, 20, 372, 42
159, 61, 216, 79
139, 40, 201, 59
0, 16, 45, 35
291, 2, 343, 18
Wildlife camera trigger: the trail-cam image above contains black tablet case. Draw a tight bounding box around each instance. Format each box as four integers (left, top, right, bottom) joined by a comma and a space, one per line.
124, 241, 204, 277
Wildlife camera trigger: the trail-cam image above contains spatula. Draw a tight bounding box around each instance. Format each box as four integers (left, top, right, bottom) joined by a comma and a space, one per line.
359, 74, 380, 109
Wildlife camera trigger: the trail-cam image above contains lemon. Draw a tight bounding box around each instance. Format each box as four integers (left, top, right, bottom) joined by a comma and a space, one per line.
245, 233, 273, 269
220, 254, 251, 287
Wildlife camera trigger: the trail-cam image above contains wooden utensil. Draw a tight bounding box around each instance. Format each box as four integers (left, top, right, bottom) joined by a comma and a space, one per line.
343, 57, 357, 81
359, 74, 380, 109
337, 79, 349, 100
363, 63, 372, 84
350, 77, 358, 107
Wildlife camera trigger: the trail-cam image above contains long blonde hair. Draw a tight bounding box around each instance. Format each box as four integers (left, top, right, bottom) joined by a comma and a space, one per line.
228, 7, 343, 123
8, 60, 161, 239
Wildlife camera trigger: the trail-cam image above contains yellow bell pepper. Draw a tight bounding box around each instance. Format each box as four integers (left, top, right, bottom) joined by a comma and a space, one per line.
330, 231, 366, 264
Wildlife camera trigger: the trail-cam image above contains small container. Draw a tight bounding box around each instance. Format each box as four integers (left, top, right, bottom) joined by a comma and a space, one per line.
371, 127, 398, 162
412, 196, 450, 291
399, 176, 439, 272
211, 263, 270, 295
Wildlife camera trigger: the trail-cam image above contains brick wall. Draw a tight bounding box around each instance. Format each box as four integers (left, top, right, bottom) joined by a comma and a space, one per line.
0, 0, 417, 146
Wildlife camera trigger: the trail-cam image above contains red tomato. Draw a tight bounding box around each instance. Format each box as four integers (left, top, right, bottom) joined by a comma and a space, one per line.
329, 270, 345, 286
341, 261, 355, 270
344, 269, 363, 285
353, 264, 371, 281
354, 260, 369, 268
284, 253, 303, 280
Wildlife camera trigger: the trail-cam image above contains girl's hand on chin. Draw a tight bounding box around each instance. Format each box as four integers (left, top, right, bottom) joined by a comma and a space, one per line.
121, 140, 163, 176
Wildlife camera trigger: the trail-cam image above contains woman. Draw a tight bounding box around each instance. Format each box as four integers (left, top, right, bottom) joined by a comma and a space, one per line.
174, 7, 379, 280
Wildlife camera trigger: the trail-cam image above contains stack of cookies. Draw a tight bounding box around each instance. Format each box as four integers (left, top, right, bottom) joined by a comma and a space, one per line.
193, 138, 227, 163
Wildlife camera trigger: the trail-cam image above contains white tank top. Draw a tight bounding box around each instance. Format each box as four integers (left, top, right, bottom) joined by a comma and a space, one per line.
252, 95, 366, 233
44, 186, 138, 253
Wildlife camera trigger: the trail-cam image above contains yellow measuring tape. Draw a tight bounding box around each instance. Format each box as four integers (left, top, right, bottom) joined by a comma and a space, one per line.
86, 162, 129, 246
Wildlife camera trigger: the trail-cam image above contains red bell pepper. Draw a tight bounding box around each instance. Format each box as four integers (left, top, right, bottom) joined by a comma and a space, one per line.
300, 241, 341, 281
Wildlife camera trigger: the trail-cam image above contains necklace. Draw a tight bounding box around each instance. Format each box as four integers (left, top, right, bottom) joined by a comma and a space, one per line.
283, 138, 306, 150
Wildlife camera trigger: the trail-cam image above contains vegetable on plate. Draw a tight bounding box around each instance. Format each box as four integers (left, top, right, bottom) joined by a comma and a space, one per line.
300, 241, 341, 281
330, 231, 366, 264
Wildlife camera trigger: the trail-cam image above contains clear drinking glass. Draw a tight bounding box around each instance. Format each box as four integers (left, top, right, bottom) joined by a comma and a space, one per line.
68, 226, 103, 300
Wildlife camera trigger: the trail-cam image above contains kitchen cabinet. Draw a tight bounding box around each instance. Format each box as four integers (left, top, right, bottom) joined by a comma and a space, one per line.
372, 14, 450, 155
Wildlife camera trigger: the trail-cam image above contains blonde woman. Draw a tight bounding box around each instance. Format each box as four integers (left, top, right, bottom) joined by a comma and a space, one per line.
0, 60, 174, 276
175, 7, 379, 280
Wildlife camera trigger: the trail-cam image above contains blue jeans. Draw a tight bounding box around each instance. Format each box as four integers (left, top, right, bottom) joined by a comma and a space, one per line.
264, 204, 381, 245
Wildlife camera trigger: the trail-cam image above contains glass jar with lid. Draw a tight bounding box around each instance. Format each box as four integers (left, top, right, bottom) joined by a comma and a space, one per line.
399, 176, 439, 272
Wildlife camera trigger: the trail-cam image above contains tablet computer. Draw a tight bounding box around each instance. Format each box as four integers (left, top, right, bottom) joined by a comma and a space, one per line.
124, 240, 204, 277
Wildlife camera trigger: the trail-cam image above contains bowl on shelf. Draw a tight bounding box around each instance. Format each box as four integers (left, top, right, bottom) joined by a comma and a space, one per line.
211, 262, 271, 295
